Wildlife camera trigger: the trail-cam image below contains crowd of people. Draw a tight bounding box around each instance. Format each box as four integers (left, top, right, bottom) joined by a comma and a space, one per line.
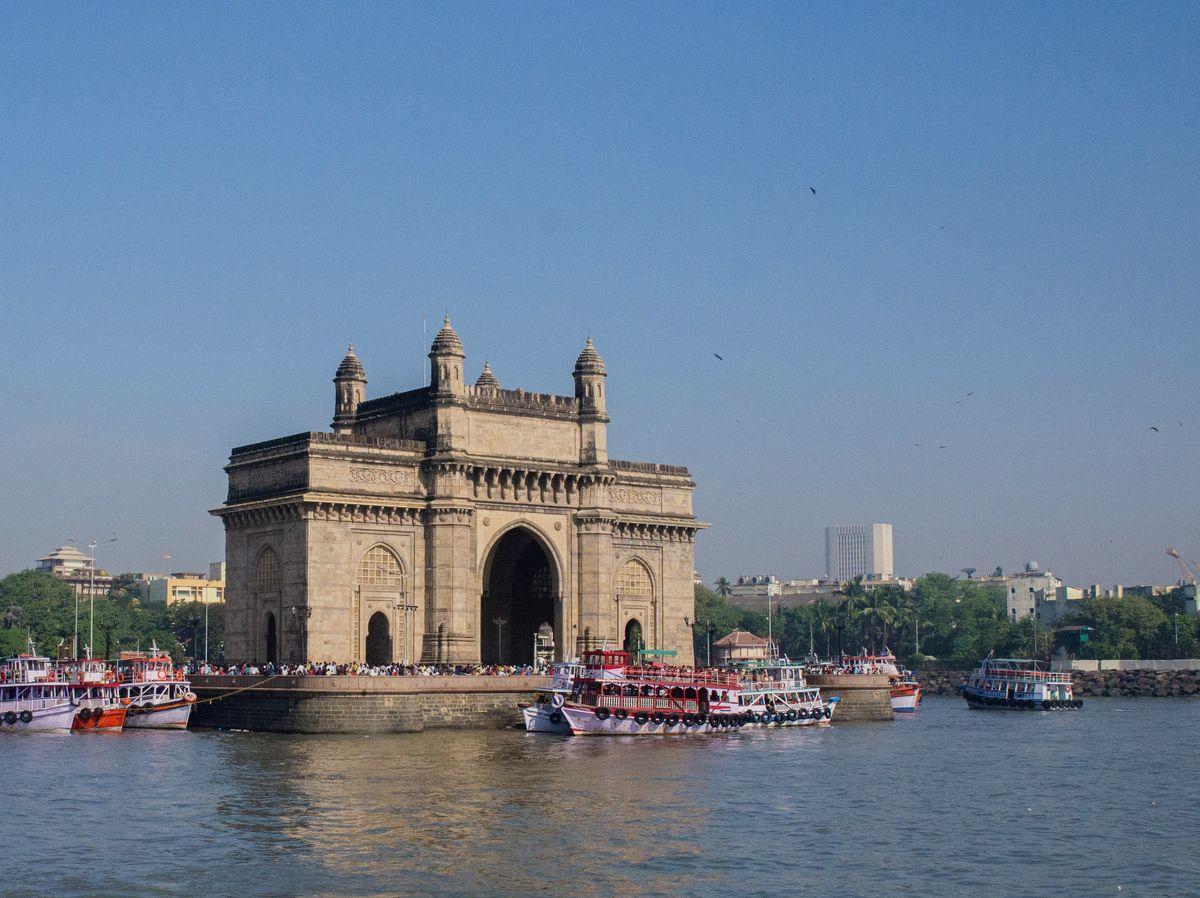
186, 661, 542, 678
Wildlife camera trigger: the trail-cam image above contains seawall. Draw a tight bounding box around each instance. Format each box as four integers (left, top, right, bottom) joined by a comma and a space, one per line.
916, 668, 1200, 698
805, 673, 894, 721
190, 675, 550, 733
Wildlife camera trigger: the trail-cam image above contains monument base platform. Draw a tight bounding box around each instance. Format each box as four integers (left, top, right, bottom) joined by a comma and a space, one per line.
190, 675, 551, 734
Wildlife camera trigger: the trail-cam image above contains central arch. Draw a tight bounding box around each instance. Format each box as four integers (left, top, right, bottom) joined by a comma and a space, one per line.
365, 611, 392, 666
481, 526, 559, 665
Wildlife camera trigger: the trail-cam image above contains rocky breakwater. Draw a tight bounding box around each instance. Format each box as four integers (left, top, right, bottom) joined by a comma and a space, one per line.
190, 674, 552, 734
915, 668, 1200, 698
805, 672, 894, 721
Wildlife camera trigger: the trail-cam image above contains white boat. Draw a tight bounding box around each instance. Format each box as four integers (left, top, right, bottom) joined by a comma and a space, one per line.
0, 641, 76, 732
734, 659, 837, 726
962, 656, 1081, 710
560, 650, 750, 736
521, 661, 585, 734
117, 644, 196, 730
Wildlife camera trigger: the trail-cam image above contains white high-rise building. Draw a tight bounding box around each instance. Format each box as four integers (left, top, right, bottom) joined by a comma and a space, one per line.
825, 523, 894, 581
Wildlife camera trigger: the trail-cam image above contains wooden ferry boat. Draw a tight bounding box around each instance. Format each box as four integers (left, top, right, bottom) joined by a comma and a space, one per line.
117, 644, 196, 730
0, 642, 76, 732
559, 650, 749, 736
734, 659, 837, 726
61, 652, 129, 732
520, 661, 585, 734
962, 657, 1081, 710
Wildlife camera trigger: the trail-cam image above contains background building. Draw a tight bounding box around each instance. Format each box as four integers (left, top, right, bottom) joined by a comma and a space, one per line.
35, 545, 113, 598
825, 523, 894, 581
712, 630, 770, 665
146, 569, 226, 606
1005, 562, 1062, 621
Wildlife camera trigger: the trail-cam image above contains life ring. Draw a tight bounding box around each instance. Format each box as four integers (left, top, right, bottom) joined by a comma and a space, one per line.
551, 693, 565, 709
651, 712, 665, 724
634, 712, 649, 725
548, 711, 563, 725
19, 710, 33, 724
665, 715, 679, 727
3, 711, 17, 725
595, 707, 611, 721
615, 708, 629, 720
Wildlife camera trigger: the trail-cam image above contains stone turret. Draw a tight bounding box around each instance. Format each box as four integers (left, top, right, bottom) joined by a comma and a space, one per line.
475, 361, 500, 392
332, 344, 366, 435
573, 337, 608, 463
429, 315, 466, 398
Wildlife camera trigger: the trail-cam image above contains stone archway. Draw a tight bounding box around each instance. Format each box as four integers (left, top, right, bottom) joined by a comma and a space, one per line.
624, 618, 644, 656
481, 527, 558, 665
366, 611, 392, 666
265, 613, 277, 665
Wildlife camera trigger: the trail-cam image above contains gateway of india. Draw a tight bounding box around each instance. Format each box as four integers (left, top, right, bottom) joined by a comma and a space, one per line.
212, 317, 703, 667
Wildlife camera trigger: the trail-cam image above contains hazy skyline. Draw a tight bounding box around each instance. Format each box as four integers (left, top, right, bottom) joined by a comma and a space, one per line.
2, 4, 1197, 587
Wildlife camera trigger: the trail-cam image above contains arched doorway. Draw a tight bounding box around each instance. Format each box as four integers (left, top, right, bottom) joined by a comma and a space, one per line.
366, 611, 392, 666
265, 613, 277, 665
624, 618, 644, 656
481, 527, 557, 665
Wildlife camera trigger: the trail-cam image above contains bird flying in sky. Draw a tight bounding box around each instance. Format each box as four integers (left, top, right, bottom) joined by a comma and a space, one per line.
809, 186, 816, 195
713, 353, 724, 361
1150, 426, 1159, 432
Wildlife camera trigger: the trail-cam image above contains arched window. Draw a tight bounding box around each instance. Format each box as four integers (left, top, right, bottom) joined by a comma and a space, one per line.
617, 559, 653, 602
255, 547, 280, 594
359, 545, 405, 588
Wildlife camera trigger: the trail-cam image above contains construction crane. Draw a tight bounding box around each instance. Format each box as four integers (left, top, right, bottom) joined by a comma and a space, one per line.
1166, 548, 1199, 585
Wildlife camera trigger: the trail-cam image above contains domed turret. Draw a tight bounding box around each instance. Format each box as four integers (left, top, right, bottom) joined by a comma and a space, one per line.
429, 314, 466, 397
332, 344, 367, 434
573, 337, 606, 377
475, 361, 500, 391
573, 337, 608, 461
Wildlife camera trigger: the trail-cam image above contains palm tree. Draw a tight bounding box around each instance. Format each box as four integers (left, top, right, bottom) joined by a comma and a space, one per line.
853, 593, 898, 652
714, 577, 732, 597
810, 600, 837, 657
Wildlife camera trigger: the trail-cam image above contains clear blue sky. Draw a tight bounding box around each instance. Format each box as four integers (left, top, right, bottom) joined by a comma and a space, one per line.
1, 3, 1197, 586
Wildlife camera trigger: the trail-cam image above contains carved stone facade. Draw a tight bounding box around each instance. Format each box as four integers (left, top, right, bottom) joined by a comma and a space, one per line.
211, 320, 704, 666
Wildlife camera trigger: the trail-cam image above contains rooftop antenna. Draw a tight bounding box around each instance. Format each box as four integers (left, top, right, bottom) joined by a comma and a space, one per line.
422, 314, 428, 387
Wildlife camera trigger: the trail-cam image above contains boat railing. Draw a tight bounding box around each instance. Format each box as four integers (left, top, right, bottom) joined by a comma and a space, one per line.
979, 666, 1071, 683
621, 665, 740, 687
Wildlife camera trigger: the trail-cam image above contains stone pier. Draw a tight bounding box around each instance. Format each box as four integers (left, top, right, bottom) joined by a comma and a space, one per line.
190, 675, 551, 734
806, 673, 894, 721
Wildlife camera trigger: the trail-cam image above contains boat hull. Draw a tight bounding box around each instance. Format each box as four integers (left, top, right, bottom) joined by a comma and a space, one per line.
0, 702, 76, 732
962, 688, 1082, 711
891, 684, 922, 713
561, 703, 835, 735
72, 706, 127, 731
123, 699, 193, 730
521, 703, 571, 734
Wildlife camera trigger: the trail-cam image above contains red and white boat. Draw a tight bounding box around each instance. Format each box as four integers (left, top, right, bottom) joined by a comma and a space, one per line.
0, 642, 76, 732
61, 651, 128, 732
117, 644, 196, 730
559, 650, 749, 736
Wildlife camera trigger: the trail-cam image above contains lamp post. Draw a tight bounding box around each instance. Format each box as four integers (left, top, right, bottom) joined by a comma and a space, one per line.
684, 616, 714, 667
69, 536, 117, 659
396, 601, 418, 665
1174, 612, 1179, 656
290, 604, 313, 663
493, 615, 508, 664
